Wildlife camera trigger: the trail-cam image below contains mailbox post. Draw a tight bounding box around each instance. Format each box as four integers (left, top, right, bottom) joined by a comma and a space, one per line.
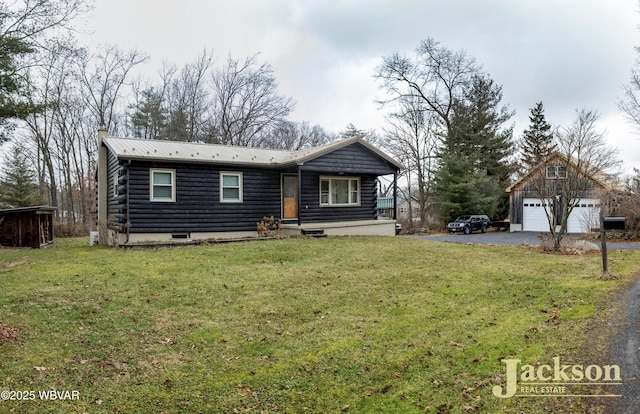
600, 216, 627, 275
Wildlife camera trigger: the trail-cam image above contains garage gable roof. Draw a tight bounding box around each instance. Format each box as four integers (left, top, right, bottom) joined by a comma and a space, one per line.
507, 152, 625, 193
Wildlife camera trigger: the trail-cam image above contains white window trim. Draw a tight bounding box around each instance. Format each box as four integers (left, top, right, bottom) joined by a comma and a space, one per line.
319, 176, 361, 207
150, 168, 176, 202
546, 165, 567, 179
220, 171, 243, 203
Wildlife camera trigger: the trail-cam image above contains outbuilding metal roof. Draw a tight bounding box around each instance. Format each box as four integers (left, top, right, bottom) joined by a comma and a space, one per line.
102, 136, 404, 170
0, 206, 57, 214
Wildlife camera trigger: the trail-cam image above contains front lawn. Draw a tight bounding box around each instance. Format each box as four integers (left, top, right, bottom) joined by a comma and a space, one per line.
0, 237, 638, 413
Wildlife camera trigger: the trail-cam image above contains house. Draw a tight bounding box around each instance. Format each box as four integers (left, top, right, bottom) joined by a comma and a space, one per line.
96, 129, 403, 245
0, 206, 56, 248
377, 196, 420, 221
507, 153, 624, 233
376, 196, 395, 219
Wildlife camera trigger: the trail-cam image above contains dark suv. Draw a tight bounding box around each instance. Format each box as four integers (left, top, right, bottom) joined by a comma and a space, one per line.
447, 214, 491, 234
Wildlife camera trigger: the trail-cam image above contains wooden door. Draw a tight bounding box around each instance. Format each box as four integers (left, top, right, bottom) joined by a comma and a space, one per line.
282, 175, 298, 219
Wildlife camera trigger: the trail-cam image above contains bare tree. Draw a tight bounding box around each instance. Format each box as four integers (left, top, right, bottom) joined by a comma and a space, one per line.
526, 109, 621, 251
21, 41, 98, 231
376, 38, 481, 138
164, 50, 213, 142
0, 0, 91, 142
211, 54, 295, 146
383, 96, 439, 228
619, 24, 640, 130
78, 44, 147, 132
376, 39, 483, 227
258, 120, 335, 150
0, 0, 91, 46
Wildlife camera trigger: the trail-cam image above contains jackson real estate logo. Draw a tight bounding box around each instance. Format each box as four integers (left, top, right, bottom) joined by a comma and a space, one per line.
492, 357, 622, 398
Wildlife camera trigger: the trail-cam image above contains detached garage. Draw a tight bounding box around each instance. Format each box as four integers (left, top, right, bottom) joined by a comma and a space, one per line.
521, 198, 600, 233
507, 153, 623, 234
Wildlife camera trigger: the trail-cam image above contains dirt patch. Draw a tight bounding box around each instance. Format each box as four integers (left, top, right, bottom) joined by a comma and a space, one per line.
0, 322, 20, 343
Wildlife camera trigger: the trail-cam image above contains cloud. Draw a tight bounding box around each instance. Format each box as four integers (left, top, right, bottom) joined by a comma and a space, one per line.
85, 0, 640, 169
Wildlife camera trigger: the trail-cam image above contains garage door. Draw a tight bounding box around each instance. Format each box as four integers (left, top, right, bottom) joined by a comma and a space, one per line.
567, 199, 600, 233
522, 198, 552, 232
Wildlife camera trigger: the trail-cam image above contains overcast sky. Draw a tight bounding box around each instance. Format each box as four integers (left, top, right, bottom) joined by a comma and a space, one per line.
84, 0, 640, 174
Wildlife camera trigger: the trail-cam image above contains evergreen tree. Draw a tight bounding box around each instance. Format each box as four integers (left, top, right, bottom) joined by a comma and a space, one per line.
0, 35, 36, 143
0, 143, 45, 207
520, 101, 555, 171
128, 88, 168, 140
340, 123, 381, 146
340, 123, 364, 138
435, 75, 515, 222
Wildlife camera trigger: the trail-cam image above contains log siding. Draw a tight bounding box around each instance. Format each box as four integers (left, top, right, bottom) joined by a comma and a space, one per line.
125, 161, 281, 233
99, 137, 402, 241
296, 172, 378, 223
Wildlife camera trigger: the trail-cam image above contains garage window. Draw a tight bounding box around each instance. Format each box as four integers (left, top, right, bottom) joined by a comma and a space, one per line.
546, 165, 567, 179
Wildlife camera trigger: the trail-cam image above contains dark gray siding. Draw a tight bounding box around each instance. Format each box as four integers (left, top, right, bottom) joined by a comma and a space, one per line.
301, 142, 398, 175
106, 150, 126, 231
297, 172, 378, 223
126, 161, 281, 233
103, 139, 400, 235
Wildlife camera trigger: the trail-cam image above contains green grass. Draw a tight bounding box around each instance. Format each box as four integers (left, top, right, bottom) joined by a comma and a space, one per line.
0, 237, 638, 413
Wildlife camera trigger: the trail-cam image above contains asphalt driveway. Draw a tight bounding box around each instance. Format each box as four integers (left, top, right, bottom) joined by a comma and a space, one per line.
405, 231, 640, 250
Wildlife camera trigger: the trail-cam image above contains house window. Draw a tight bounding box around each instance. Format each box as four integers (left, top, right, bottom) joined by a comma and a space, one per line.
150, 169, 175, 202
112, 172, 118, 198
319, 177, 360, 206
221, 172, 243, 202
546, 165, 567, 179
399, 207, 406, 214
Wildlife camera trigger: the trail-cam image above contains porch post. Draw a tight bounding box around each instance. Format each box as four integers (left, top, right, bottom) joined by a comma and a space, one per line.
297, 165, 302, 226
393, 172, 398, 220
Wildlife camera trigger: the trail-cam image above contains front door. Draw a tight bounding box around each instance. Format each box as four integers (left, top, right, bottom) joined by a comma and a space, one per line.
282, 175, 298, 219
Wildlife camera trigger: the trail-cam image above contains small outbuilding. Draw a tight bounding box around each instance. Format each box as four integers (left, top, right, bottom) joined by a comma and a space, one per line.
0, 206, 56, 248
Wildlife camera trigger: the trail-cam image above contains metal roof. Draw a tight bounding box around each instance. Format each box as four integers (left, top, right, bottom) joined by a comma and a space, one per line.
0, 206, 57, 214
376, 196, 395, 209
102, 137, 292, 167
102, 136, 404, 170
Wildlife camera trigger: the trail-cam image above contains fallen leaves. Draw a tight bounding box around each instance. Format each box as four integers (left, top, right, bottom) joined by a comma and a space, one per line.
0, 322, 19, 343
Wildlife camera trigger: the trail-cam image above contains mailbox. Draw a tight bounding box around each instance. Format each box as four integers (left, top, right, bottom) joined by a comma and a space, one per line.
603, 217, 627, 231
